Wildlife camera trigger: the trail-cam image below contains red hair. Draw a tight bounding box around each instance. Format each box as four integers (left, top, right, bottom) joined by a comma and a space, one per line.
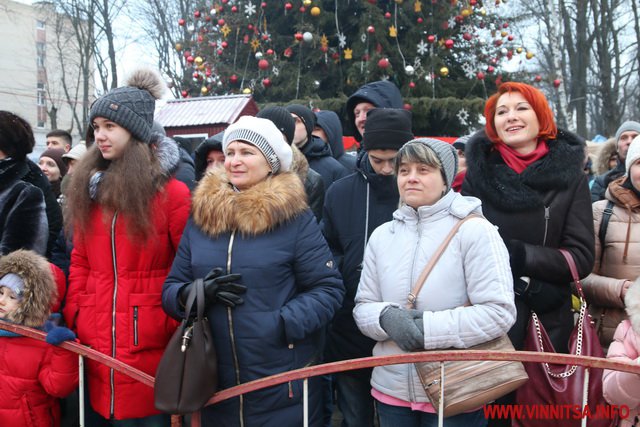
484, 82, 557, 144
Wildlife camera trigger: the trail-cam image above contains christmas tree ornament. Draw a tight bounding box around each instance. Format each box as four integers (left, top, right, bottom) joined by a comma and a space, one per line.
201, 86, 208, 94
526, 51, 534, 59
439, 66, 449, 77
230, 74, 238, 84
181, 90, 188, 97
295, 32, 304, 41
534, 75, 542, 82
262, 78, 271, 87
175, 43, 182, 51
445, 39, 454, 49
427, 34, 436, 43
311, 6, 321, 16
303, 32, 313, 42
218, 18, 225, 26
417, 17, 423, 23
303, 0, 312, 6
299, 6, 306, 13
378, 58, 390, 69
403, 103, 412, 110
285, 3, 293, 11
258, 59, 269, 70
243, 88, 252, 94
344, 48, 353, 59
405, 65, 415, 75
178, 18, 185, 26
313, 80, 321, 88
231, 6, 238, 13
187, 55, 195, 63
194, 10, 201, 18
414, 0, 422, 12
385, 12, 391, 19
194, 56, 203, 65
409, 81, 416, 88
487, 65, 495, 73
367, 26, 375, 34
255, 52, 263, 59
476, 71, 485, 80
389, 26, 397, 37
553, 79, 561, 88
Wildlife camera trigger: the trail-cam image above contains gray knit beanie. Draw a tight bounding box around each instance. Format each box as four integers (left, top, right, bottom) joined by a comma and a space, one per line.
402, 138, 458, 192
0, 273, 25, 299
89, 68, 165, 144
615, 121, 640, 146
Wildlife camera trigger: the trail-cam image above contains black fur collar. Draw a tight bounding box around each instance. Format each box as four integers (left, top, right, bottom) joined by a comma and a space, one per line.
465, 128, 585, 211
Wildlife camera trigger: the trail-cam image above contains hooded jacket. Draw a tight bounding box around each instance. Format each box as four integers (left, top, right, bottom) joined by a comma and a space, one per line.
0, 250, 78, 427
583, 177, 640, 348
353, 191, 516, 403
594, 138, 618, 176
603, 280, 640, 427
323, 152, 399, 365
462, 129, 595, 352
300, 135, 348, 190
63, 135, 191, 420
0, 158, 48, 256
162, 170, 344, 427
315, 110, 356, 171
291, 144, 325, 222
346, 80, 403, 141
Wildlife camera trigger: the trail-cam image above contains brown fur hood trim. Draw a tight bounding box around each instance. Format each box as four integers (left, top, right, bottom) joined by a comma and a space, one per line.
290, 144, 309, 182
0, 250, 56, 327
192, 170, 308, 237
595, 138, 618, 175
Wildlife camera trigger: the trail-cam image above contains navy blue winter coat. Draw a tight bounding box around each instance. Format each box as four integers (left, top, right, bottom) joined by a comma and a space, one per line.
301, 135, 348, 190
162, 170, 344, 427
315, 110, 356, 172
322, 152, 400, 366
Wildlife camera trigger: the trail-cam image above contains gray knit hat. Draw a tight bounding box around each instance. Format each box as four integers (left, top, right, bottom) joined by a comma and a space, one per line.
626, 135, 640, 175
615, 121, 640, 146
89, 68, 165, 144
0, 273, 25, 299
401, 138, 458, 192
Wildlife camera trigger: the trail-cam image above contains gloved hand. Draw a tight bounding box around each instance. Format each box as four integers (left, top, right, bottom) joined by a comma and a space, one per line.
379, 306, 424, 352
45, 321, 76, 345
505, 239, 526, 278
179, 268, 247, 309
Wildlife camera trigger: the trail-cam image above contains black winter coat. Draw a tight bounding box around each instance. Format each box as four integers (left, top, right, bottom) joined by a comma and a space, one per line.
315, 110, 357, 172
590, 161, 625, 203
322, 152, 400, 366
301, 136, 348, 190
462, 129, 595, 352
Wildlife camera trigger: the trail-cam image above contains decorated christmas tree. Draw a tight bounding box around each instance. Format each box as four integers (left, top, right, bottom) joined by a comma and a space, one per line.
175, 0, 532, 136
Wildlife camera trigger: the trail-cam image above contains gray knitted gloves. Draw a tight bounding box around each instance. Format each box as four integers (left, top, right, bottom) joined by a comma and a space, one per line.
379, 306, 425, 351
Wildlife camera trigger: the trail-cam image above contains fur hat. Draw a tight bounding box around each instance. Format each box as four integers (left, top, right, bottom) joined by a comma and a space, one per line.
223, 116, 292, 173
0, 111, 35, 160
626, 135, 640, 175
286, 104, 315, 140
257, 107, 296, 145
404, 138, 458, 192
0, 250, 57, 327
616, 121, 640, 147
89, 68, 165, 144
362, 108, 413, 152
39, 148, 68, 177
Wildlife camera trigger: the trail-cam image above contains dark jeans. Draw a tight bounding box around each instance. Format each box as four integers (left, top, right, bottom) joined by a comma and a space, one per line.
376, 401, 487, 427
334, 372, 375, 427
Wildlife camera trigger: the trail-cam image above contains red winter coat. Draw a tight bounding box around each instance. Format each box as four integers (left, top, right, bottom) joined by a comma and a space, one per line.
0, 336, 78, 427
64, 178, 190, 420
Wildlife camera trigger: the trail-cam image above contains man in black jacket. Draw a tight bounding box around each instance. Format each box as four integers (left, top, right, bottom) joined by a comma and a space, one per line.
322, 108, 413, 427
591, 120, 640, 202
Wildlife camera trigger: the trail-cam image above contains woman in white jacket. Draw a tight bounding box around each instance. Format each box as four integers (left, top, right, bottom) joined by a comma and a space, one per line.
354, 138, 516, 426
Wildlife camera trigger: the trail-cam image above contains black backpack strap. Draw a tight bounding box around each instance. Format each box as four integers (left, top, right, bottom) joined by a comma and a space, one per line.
598, 200, 615, 266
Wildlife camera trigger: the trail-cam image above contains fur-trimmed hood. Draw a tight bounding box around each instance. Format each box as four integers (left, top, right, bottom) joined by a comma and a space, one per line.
465, 128, 585, 211
595, 138, 618, 175
290, 144, 310, 183
192, 170, 307, 237
151, 134, 181, 177
0, 250, 56, 327
625, 279, 640, 334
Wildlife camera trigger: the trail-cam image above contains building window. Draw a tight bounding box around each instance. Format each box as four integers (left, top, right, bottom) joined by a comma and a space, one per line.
36, 42, 46, 68
37, 83, 46, 106
36, 20, 45, 29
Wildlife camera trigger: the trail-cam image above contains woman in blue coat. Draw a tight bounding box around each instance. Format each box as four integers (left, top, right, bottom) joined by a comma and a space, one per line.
162, 116, 344, 427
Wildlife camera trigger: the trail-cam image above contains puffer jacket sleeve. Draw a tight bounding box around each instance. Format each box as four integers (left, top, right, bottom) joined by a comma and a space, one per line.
583, 200, 626, 308
421, 218, 516, 349
603, 320, 640, 408
38, 345, 79, 398
63, 228, 89, 330
353, 226, 395, 342
162, 220, 195, 321
522, 173, 595, 283
280, 211, 345, 343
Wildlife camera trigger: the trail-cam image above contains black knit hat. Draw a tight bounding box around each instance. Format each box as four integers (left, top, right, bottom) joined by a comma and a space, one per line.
286, 104, 315, 140
89, 68, 165, 144
257, 106, 295, 145
362, 108, 413, 152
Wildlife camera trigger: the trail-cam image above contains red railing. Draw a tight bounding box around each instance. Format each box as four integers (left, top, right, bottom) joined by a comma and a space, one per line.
3, 320, 640, 427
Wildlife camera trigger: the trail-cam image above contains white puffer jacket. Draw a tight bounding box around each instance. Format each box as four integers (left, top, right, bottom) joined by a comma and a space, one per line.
354, 190, 516, 403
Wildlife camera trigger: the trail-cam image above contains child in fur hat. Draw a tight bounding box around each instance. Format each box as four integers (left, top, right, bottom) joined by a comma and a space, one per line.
0, 249, 78, 427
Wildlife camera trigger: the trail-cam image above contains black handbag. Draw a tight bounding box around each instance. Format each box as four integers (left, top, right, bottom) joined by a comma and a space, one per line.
154, 278, 218, 414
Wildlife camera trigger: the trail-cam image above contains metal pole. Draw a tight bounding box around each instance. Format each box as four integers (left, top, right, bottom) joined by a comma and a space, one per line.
79, 355, 85, 427
438, 362, 444, 427
581, 368, 589, 427
303, 378, 309, 427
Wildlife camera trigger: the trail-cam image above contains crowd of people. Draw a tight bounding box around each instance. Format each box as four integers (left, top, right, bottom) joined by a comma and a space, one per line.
0, 66, 639, 427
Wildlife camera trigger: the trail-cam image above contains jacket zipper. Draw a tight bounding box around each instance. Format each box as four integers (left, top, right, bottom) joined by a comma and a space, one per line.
226, 231, 244, 427
133, 306, 139, 346
542, 206, 550, 246
110, 212, 119, 418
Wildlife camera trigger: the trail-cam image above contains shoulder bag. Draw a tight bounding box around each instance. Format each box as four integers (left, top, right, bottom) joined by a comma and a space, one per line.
410, 215, 529, 417
154, 278, 218, 414
514, 249, 616, 427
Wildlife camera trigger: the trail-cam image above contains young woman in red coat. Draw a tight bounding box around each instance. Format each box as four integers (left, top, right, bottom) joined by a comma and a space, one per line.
63, 68, 191, 426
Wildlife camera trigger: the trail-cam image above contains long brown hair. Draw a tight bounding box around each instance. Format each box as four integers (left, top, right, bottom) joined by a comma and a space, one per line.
65, 140, 165, 240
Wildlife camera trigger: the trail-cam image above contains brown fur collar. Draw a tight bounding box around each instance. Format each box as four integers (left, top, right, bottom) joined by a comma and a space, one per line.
0, 250, 56, 327
290, 145, 309, 182
192, 170, 308, 237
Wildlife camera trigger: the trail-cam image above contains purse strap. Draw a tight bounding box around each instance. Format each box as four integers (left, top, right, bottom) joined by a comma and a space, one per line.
407, 214, 482, 308
183, 278, 206, 321
559, 248, 585, 300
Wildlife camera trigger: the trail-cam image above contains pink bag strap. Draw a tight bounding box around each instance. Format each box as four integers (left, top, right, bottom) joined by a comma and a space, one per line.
407, 214, 482, 308
558, 249, 585, 300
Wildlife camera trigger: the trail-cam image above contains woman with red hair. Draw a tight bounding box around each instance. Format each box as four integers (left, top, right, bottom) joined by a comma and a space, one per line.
462, 82, 594, 354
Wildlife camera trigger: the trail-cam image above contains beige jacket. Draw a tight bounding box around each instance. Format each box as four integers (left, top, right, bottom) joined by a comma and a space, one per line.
583, 177, 640, 349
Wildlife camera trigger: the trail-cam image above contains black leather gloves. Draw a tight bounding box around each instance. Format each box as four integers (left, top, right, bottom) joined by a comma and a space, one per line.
179, 268, 247, 309
379, 306, 425, 352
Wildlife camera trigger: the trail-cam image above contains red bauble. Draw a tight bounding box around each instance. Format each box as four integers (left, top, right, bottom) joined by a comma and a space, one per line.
299, 6, 305, 12
470, 0, 477, 4
534, 75, 542, 82
186, 55, 195, 63
258, 59, 269, 70
284, 47, 293, 58
248, 24, 254, 30
377, 58, 390, 69
409, 81, 416, 88
362, 54, 370, 61
553, 79, 561, 88
367, 26, 375, 34
503, 22, 509, 28
205, 69, 212, 77
231, 5, 238, 12
476, 71, 485, 80
368, 0, 376, 3
494, 39, 503, 47
261, 2, 267, 7
222, 0, 228, 3
192, 71, 199, 79
508, 35, 514, 41
221, 41, 228, 49
229, 74, 238, 84
444, 39, 454, 49
178, 18, 186, 26
285, 2, 293, 10
262, 34, 269, 41
205, 16, 211, 22
262, 78, 271, 87
266, 49, 274, 55
216, 49, 223, 55
417, 17, 424, 23
455, 15, 464, 24
194, 10, 201, 18
463, 32, 472, 41
385, 12, 391, 19
218, 19, 225, 26
295, 32, 303, 41
427, 35, 436, 43
320, 46, 328, 53
487, 65, 495, 73
181, 90, 188, 97
331, 52, 340, 60
197, 35, 204, 43
403, 103, 412, 110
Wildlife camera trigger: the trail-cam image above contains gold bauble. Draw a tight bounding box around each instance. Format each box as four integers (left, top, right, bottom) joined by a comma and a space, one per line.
175, 43, 182, 51
303, 0, 312, 6
242, 88, 252, 94
310, 6, 321, 16
194, 56, 203, 65
516, 47, 523, 54
201, 86, 208, 95
526, 51, 535, 59
439, 66, 449, 77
